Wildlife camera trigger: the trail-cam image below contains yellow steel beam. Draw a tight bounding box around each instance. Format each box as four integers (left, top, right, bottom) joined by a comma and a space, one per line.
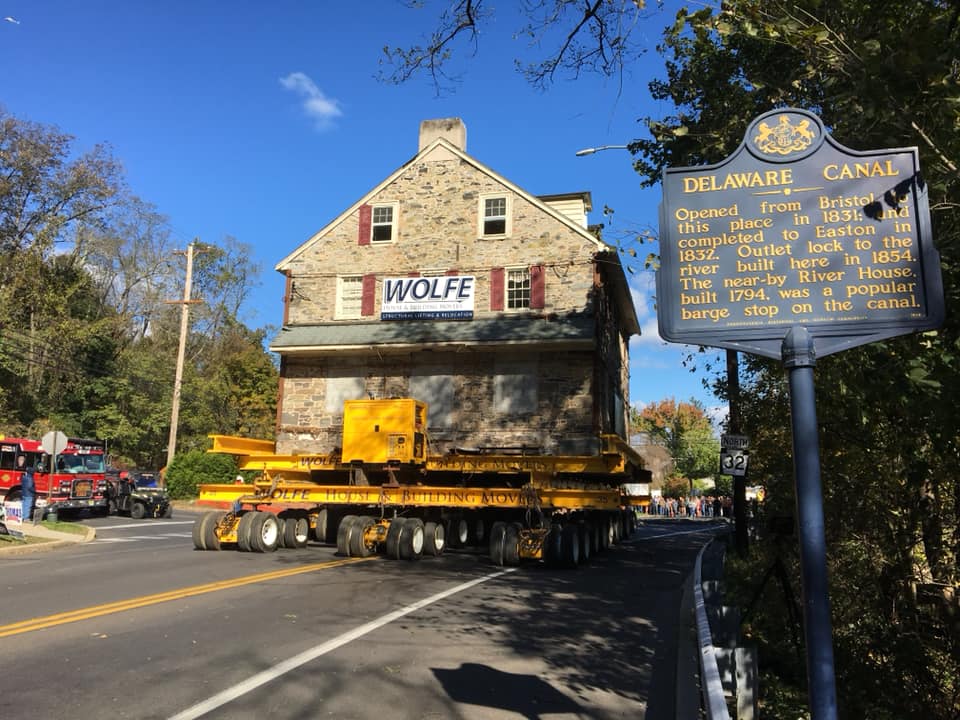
197, 483, 621, 510
209, 435, 279, 456
207, 434, 648, 481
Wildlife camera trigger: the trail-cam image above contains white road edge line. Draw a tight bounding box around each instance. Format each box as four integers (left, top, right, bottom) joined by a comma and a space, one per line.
167, 567, 517, 720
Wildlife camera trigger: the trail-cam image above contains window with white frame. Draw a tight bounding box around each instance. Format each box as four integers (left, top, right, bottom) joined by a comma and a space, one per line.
480, 195, 509, 237
335, 275, 363, 319
371, 203, 397, 242
506, 268, 531, 310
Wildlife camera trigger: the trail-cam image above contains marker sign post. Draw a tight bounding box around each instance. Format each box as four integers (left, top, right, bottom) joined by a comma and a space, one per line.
657, 108, 944, 720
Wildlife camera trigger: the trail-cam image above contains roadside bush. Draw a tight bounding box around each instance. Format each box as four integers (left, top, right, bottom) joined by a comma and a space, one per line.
165, 450, 238, 499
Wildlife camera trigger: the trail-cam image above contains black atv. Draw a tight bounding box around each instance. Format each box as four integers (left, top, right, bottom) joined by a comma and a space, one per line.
107, 473, 172, 519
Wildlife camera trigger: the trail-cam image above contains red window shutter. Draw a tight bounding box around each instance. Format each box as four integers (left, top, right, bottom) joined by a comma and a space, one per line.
358, 204, 372, 246
530, 264, 545, 309
445, 269, 459, 276
490, 267, 504, 311
361, 274, 376, 316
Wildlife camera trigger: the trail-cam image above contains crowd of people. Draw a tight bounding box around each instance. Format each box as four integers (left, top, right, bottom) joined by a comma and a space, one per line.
643, 494, 733, 519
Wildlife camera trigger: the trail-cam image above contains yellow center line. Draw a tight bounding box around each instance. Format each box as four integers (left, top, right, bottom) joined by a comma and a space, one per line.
0, 556, 377, 638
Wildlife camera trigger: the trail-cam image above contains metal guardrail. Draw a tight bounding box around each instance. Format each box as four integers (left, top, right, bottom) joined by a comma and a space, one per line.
694, 541, 732, 719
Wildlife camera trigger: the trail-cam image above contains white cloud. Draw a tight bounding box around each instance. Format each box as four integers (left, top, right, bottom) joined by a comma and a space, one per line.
280, 72, 343, 129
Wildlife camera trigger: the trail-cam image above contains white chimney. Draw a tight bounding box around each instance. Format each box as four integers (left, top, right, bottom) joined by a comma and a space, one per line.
419, 118, 466, 152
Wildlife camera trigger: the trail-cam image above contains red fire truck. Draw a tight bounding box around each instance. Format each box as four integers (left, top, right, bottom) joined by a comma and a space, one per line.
0, 436, 109, 517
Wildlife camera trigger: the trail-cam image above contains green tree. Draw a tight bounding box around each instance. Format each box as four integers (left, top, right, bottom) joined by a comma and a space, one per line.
634, 397, 718, 485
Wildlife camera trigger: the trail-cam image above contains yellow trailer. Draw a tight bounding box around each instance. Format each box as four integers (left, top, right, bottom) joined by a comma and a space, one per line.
192, 399, 650, 568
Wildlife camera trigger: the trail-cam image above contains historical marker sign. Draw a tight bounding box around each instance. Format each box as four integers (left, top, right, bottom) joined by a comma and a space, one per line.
657, 107, 944, 359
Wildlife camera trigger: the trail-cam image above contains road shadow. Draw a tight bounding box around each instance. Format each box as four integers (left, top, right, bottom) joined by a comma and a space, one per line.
432, 662, 585, 719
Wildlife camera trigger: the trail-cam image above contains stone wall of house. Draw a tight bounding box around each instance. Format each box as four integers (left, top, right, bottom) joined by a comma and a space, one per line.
283, 156, 600, 324
276, 348, 598, 457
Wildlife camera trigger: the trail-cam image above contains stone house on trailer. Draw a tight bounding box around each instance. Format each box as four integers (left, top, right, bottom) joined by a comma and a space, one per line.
270, 118, 640, 458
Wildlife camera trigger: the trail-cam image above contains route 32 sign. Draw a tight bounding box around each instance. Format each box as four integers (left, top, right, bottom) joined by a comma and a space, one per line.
720, 434, 750, 477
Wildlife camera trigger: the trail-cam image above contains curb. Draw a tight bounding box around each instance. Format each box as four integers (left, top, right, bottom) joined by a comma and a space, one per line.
0, 525, 96, 556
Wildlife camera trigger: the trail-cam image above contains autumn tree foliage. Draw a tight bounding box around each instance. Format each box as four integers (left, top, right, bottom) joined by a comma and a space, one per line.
633, 397, 718, 487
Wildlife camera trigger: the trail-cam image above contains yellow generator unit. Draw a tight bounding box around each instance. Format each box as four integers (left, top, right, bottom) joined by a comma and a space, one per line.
341, 399, 427, 465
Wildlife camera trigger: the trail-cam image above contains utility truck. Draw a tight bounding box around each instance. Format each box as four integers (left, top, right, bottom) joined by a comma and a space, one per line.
192, 399, 649, 568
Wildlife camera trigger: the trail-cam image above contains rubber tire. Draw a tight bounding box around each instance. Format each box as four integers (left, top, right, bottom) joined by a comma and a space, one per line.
488, 521, 507, 566
579, 523, 592, 564
349, 516, 376, 558
560, 524, 581, 568
504, 523, 521, 566
130, 502, 146, 520
445, 517, 468, 549
471, 516, 486, 546
284, 514, 310, 549
336, 515, 360, 556
202, 512, 223, 551
248, 512, 280, 553
399, 517, 425, 561
192, 511, 220, 550
592, 521, 603, 554
424, 521, 446, 556
313, 508, 329, 543
544, 524, 563, 567
385, 517, 406, 560
236, 511, 258, 552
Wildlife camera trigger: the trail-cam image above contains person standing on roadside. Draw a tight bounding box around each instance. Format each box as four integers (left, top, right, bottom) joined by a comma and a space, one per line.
16, 455, 35, 523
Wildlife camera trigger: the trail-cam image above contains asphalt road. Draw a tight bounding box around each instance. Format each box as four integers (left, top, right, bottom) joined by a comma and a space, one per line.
1, 512, 725, 719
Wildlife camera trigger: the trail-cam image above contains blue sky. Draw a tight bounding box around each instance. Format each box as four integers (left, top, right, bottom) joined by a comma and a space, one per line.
1, 1, 726, 413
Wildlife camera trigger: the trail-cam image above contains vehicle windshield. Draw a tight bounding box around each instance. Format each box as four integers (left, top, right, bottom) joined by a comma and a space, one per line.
57, 453, 105, 474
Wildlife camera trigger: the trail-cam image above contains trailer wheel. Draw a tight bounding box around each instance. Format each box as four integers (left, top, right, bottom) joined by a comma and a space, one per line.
445, 517, 468, 548
349, 516, 377, 557
504, 523, 521, 566
192, 511, 220, 550
202, 512, 224, 551
130, 502, 146, 520
385, 517, 406, 560
579, 523, 592, 564
313, 508, 329, 543
471, 516, 487, 546
592, 521, 603, 554
544, 524, 563, 567
400, 518, 424, 560
560, 524, 580, 568
400, 518, 425, 561
284, 514, 310, 549
336, 515, 360, 556
237, 511, 257, 551
249, 512, 280, 553
488, 521, 507, 566
424, 521, 445, 556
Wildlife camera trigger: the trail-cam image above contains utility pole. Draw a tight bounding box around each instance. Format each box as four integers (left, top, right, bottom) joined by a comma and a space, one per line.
166, 241, 203, 470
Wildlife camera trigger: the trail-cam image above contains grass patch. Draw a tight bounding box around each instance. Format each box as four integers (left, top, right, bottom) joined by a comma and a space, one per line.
40, 519, 88, 535
0, 531, 46, 545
